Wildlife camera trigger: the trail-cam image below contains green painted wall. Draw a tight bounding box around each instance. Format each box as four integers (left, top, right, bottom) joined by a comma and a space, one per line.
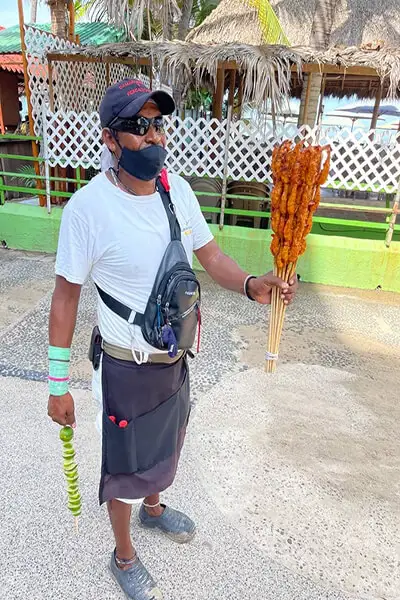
1, 203, 400, 293
0, 203, 62, 253
311, 220, 400, 241
195, 225, 400, 293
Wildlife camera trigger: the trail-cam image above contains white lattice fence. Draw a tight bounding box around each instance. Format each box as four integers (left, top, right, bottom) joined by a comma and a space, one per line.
165, 117, 226, 178
51, 60, 108, 113
43, 111, 400, 192
24, 26, 78, 136
108, 63, 139, 86
44, 111, 103, 168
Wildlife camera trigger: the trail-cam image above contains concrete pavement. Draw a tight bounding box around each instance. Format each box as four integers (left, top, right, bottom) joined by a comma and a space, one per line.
0, 248, 399, 600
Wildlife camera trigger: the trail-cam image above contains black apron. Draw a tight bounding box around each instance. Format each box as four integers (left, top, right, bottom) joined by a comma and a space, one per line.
98, 352, 190, 504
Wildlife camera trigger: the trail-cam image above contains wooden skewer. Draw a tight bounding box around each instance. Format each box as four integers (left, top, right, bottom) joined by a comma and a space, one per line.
266, 264, 278, 372
74, 517, 79, 534
266, 261, 297, 373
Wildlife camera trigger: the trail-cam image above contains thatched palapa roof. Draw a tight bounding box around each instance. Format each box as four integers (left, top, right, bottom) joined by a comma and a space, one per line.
48, 41, 303, 110
189, 0, 400, 48
48, 36, 400, 108
185, 0, 400, 99
185, 0, 270, 46
269, 0, 400, 48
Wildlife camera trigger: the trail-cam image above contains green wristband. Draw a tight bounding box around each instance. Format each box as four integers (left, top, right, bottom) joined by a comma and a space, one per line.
48, 345, 71, 396
48, 346, 71, 361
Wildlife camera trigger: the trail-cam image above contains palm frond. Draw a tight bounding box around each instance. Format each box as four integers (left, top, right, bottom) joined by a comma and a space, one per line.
100, 0, 181, 39
241, 0, 289, 45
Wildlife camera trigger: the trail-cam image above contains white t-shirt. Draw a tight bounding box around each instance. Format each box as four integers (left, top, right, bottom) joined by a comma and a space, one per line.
55, 171, 213, 356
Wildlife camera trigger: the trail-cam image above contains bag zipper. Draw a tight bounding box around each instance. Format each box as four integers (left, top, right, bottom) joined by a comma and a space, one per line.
155, 262, 195, 300
169, 300, 199, 321
164, 274, 200, 307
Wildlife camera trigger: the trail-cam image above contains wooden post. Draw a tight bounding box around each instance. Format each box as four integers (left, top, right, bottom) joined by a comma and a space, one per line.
18, 0, 45, 206
219, 105, 233, 230
0, 105, 4, 134
370, 83, 383, 130
105, 63, 110, 88
317, 75, 326, 126
212, 68, 225, 121
301, 74, 312, 125
385, 181, 400, 247
68, 0, 75, 42
48, 59, 55, 111
228, 70, 236, 110
237, 77, 243, 119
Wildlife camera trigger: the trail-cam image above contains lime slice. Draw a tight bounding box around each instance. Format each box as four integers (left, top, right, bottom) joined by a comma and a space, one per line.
71, 508, 81, 517
63, 460, 77, 471
69, 493, 81, 503
67, 484, 79, 493
64, 468, 78, 479
66, 477, 79, 486
60, 427, 74, 443
63, 449, 75, 458
68, 501, 81, 511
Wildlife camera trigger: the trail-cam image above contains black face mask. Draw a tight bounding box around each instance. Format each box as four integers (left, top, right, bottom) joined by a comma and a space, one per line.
118, 144, 168, 181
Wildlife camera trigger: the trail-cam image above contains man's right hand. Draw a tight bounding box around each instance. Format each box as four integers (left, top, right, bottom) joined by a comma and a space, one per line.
48, 392, 76, 427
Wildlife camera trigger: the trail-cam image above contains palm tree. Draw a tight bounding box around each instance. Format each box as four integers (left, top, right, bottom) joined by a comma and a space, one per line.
298, 0, 339, 126
30, 0, 39, 23
48, 0, 69, 38
79, 0, 181, 40
177, 0, 194, 39
74, 0, 222, 40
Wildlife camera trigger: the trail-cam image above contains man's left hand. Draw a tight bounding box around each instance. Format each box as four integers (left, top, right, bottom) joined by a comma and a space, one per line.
247, 272, 298, 305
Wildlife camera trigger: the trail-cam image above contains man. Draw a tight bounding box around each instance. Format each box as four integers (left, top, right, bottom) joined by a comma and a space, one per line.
48, 79, 297, 600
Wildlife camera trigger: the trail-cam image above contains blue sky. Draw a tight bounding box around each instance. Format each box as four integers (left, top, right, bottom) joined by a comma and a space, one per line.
2, 1, 50, 27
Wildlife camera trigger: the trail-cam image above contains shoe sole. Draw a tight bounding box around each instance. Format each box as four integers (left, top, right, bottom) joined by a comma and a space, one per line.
109, 564, 163, 600
137, 520, 197, 544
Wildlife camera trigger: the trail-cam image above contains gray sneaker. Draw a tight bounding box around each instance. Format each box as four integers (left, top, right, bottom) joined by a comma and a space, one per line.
138, 504, 196, 544
109, 550, 163, 600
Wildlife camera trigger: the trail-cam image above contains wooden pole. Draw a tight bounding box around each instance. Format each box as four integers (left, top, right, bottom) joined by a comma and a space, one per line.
300, 74, 312, 126
48, 59, 55, 111
0, 105, 5, 135
370, 83, 383, 130
228, 70, 236, 110
219, 104, 233, 230
68, 0, 75, 42
237, 77, 243, 119
317, 74, 326, 126
105, 63, 110, 88
18, 0, 45, 206
385, 181, 400, 248
213, 68, 225, 120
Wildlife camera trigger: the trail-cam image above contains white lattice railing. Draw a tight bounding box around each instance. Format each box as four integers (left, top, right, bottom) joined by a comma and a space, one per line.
24, 26, 79, 136
43, 111, 400, 193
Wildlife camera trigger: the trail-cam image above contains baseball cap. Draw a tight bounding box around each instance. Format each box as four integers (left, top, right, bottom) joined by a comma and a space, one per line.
99, 78, 176, 127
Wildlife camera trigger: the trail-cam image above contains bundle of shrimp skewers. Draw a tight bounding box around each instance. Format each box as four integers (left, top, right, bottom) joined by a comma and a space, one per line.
266, 140, 331, 373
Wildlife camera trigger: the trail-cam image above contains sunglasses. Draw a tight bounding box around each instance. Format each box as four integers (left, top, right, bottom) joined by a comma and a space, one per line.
110, 115, 165, 136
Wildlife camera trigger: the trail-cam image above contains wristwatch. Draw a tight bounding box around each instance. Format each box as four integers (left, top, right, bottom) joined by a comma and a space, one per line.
244, 275, 257, 301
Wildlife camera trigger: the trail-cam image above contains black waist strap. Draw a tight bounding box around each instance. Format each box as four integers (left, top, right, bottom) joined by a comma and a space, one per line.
95, 284, 143, 326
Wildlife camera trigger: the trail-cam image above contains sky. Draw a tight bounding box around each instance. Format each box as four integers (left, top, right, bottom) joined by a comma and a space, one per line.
1, 1, 50, 28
